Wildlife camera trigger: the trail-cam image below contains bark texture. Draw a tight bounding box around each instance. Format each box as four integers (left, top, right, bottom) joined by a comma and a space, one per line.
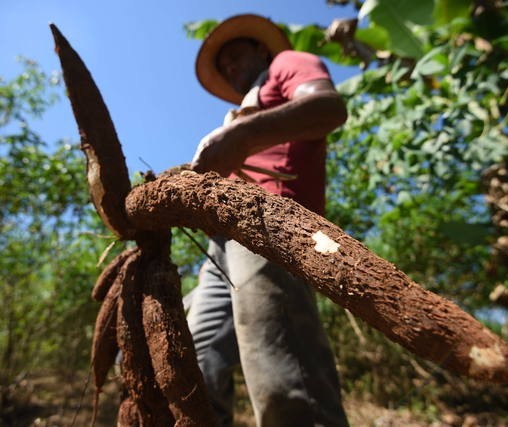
125, 171, 508, 383
92, 247, 137, 301
91, 277, 121, 392
117, 252, 175, 426
117, 397, 141, 427
141, 254, 217, 426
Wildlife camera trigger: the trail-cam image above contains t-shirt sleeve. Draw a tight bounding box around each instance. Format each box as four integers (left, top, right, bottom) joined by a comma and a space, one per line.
267, 50, 331, 100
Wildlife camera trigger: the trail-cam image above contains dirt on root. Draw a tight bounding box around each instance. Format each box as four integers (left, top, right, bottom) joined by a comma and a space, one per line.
125, 172, 508, 383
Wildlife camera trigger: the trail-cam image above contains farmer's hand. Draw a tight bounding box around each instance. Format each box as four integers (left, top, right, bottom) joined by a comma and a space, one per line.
191, 125, 247, 177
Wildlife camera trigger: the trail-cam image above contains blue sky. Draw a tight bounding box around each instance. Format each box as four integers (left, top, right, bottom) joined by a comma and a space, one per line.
1, 0, 359, 175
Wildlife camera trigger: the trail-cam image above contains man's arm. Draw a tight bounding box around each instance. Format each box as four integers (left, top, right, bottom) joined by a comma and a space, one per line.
191, 79, 347, 177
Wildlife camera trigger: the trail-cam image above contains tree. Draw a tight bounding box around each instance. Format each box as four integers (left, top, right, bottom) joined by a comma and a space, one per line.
0, 59, 115, 411
329, 0, 507, 310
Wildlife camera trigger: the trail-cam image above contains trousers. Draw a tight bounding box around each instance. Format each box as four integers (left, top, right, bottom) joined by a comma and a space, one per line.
186, 237, 349, 427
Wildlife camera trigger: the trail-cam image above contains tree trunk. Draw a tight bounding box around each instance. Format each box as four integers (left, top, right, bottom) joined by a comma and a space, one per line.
125, 171, 508, 383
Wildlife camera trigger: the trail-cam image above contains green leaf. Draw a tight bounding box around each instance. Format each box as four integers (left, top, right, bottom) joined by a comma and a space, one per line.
412, 47, 448, 76
397, 190, 412, 205
468, 101, 488, 121
356, 25, 390, 51
493, 35, 508, 51
336, 74, 363, 97
282, 24, 357, 65
359, 0, 380, 20
448, 43, 468, 74
439, 221, 493, 245
184, 20, 218, 40
359, 0, 434, 58
433, 0, 473, 27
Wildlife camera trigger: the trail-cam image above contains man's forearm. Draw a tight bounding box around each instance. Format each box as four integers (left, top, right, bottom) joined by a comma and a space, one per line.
230, 91, 347, 156
190, 89, 348, 176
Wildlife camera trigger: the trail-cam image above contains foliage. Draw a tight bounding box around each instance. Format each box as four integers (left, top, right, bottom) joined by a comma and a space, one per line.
322, 1, 508, 413
171, 227, 208, 295
185, 19, 361, 66
358, 0, 436, 58
0, 60, 115, 395
327, 2, 508, 309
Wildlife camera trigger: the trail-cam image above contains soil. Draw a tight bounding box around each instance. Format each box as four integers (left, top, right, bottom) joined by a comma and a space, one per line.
2, 371, 506, 427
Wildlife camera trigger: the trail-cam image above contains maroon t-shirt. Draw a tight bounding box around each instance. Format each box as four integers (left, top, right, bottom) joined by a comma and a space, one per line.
234, 50, 331, 215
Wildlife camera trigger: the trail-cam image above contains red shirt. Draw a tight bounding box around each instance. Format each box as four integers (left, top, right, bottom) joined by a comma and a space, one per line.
236, 50, 331, 215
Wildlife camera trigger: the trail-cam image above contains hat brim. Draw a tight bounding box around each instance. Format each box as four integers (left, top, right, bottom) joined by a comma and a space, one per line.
195, 14, 292, 105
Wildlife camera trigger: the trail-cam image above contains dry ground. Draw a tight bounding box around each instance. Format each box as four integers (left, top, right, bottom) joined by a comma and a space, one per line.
1, 370, 505, 427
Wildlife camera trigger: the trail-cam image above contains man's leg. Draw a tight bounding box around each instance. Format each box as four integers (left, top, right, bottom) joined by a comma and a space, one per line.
187, 237, 240, 427
225, 240, 349, 427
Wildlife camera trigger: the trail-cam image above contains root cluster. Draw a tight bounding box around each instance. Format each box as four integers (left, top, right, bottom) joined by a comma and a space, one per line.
91, 238, 216, 426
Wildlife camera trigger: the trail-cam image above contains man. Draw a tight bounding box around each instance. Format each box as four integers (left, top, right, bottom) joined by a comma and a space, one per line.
187, 14, 349, 427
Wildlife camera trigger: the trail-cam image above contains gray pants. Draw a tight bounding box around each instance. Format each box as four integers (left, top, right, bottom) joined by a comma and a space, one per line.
187, 237, 349, 427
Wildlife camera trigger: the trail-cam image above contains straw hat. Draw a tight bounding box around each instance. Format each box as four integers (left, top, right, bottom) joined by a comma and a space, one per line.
195, 14, 292, 105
